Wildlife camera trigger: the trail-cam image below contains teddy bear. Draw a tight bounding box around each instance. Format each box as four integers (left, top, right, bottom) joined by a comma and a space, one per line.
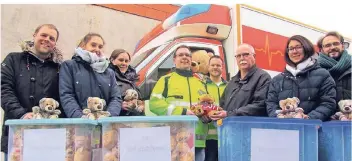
66, 148, 74, 161
190, 94, 223, 123
331, 100, 352, 121
66, 126, 75, 161
103, 146, 119, 161
170, 126, 195, 161
73, 147, 91, 161
82, 97, 111, 120
10, 128, 23, 161
191, 50, 211, 82
32, 98, 61, 119
123, 89, 144, 113
276, 97, 308, 119
103, 129, 118, 150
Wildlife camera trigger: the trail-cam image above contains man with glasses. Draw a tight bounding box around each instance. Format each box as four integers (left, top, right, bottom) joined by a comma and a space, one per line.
149, 45, 210, 161
318, 31, 351, 104
209, 43, 271, 120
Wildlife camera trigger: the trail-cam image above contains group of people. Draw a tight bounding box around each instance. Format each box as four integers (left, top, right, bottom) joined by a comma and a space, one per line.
148, 33, 351, 161
0, 24, 143, 158
1, 23, 351, 161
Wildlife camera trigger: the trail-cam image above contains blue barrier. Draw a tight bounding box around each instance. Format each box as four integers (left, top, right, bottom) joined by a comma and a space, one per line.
319, 121, 352, 161
218, 116, 321, 161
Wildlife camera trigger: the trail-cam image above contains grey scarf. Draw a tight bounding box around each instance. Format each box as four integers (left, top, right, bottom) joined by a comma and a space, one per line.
75, 47, 109, 73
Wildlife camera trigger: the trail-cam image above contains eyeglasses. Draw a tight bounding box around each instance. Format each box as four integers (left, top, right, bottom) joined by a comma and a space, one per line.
234, 53, 251, 59
176, 53, 191, 57
287, 46, 303, 53
118, 58, 129, 63
323, 42, 341, 48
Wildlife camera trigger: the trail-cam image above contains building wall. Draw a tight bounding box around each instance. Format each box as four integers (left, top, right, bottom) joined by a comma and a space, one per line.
1, 4, 164, 61
0, 4, 179, 157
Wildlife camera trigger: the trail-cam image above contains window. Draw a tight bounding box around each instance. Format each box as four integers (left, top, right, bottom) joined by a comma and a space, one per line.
131, 43, 169, 71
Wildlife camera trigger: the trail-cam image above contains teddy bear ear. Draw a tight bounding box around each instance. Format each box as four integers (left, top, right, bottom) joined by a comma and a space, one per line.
292, 97, 300, 104
39, 98, 46, 107
55, 100, 60, 107
279, 100, 286, 108
101, 99, 106, 106
338, 100, 346, 108
87, 97, 92, 103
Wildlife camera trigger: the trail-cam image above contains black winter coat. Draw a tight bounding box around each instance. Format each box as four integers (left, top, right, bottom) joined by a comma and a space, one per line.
220, 65, 271, 116
1, 51, 65, 153
108, 64, 144, 116
266, 62, 337, 121
59, 55, 122, 118
332, 68, 351, 104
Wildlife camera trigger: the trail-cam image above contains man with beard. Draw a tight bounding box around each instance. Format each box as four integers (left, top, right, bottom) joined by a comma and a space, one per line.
149, 45, 210, 161
204, 55, 227, 161
1, 24, 65, 159
318, 31, 351, 103
209, 43, 271, 119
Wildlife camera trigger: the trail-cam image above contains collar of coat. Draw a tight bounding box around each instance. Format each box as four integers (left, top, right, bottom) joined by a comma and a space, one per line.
205, 77, 227, 84
20, 41, 63, 64
175, 68, 193, 77
233, 65, 258, 83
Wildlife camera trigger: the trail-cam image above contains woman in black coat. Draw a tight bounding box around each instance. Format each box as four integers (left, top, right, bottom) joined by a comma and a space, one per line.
266, 35, 337, 121
59, 33, 122, 118
109, 49, 145, 116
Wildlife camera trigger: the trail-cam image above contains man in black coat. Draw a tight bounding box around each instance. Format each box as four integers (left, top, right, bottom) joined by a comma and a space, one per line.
1, 24, 65, 155
318, 31, 351, 104
210, 43, 271, 120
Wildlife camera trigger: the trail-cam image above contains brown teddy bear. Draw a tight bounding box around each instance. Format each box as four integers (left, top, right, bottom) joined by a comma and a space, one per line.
191, 50, 211, 82
276, 97, 308, 119
103, 129, 118, 150
331, 100, 352, 121
103, 146, 119, 161
66, 126, 75, 161
123, 89, 144, 113
170, 126, 195, 161
82, 97, 111, 120
32, 98, 61, 119
73, 147, 91, 161
190, 94, 223, 123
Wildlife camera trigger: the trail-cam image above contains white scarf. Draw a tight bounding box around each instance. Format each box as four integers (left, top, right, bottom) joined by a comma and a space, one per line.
286, 57, 315, 77
74, 47, 109, 73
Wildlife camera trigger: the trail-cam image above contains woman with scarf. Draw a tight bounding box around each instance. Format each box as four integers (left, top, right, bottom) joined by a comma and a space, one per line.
266, 35, 337, 121
59, 33, 122, 118
109, 49, 145, 116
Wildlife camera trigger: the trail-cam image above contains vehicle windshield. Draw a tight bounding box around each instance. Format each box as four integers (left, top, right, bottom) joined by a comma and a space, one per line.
131, 43, 170, 72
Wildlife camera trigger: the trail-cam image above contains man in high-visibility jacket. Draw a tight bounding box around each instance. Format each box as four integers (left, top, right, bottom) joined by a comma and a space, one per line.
204, 56, 227, 161
149, 45, 210, 161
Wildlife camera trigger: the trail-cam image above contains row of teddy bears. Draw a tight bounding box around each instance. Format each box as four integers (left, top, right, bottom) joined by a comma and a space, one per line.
30, 49, 351, 121
31, 88, 143, 120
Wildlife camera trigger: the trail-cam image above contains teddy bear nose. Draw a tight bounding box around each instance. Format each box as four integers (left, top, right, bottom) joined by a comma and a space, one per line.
286, 106, 290, 110
191, 62, 197, 66
345, 107, 350, 111
48, 106, 53, 110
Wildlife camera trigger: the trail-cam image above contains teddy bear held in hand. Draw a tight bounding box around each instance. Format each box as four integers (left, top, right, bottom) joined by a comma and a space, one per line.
331, 100, 352, 121
276, 97, 308, 119
190, 94, 223, 123
123, 89, 144, 113
82, 97, 111, 120
32, 98, 61, 119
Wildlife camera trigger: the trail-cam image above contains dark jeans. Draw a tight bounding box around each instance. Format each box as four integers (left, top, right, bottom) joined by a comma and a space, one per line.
205, 139, 218, 161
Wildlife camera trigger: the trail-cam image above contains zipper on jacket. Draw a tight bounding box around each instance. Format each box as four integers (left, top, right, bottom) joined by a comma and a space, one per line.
187, 77, 192, 108
217, 85, 221, 104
